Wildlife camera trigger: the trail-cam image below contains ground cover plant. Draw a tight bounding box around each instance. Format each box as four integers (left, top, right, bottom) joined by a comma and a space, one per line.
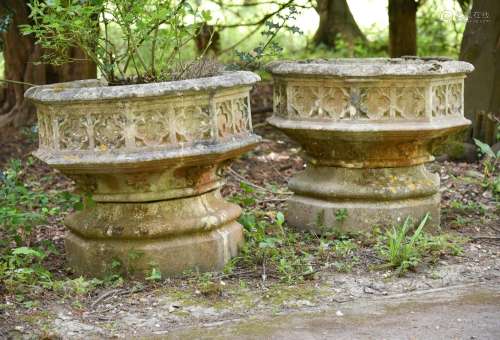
474, 138, 500, 200
0, 158, 82, 301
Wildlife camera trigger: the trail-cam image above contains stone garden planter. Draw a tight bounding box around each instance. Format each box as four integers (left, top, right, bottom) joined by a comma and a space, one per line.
25, 71, 261, 278
267, 58, 474, 232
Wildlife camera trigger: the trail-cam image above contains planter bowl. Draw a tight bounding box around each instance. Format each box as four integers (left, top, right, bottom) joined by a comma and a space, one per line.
267, 58, 474, 232
26, 71, 261, 278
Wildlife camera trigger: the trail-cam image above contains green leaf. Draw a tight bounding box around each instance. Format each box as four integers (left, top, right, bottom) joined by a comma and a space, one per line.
201, 10, 212, 21
239, 213, 257, 230
146, 267, 162, 281
474, 139, 496, 158
276, 212, 285, 226
239, 182, 255, 194
12, 247, 45, 259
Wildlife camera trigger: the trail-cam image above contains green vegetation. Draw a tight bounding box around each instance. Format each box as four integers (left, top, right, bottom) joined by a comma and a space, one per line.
0, 157, 471, 309
417, 0, 466, 57
23, 0, 215, 83
236, 211, 314, 284
474, 138, 500, 200
376, 214, 464, 275
16, 0, 468, 85
22, 0, 299, 84
0, 158, 102, 303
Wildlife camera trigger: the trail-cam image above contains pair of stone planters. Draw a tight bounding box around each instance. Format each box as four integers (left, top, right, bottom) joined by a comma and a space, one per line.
26, 58, 473, 278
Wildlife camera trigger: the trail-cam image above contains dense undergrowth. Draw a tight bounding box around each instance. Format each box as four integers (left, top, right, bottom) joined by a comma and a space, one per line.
0, 158, 104, 306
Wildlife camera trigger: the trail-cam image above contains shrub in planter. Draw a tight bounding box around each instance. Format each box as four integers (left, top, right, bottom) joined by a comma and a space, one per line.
22, 0, 271, 278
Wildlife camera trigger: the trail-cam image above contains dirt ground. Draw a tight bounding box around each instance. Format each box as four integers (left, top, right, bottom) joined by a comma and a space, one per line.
0, 91, 499, 338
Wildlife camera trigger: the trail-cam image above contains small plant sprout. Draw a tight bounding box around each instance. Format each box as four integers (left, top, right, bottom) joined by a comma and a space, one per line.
377, 213, 430, 275
473, 138, 499, 198
377, 213, 465, 275
335, 209, 348, 222
146, 267, 162, 282
22, 1, 300, 84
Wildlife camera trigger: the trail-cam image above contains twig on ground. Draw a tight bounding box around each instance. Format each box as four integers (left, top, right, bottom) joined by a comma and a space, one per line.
487, 224, 500, 233
227, 167, 292, 195
91, 289, 125, 308
257, 198, 288, 204
472, 235, 500, 241
262, 258, 267, 283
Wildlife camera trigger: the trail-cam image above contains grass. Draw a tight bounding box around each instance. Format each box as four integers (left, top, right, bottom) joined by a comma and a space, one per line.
376, 213, 465, 275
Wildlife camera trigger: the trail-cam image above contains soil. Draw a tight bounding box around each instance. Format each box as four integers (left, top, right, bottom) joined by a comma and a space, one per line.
0, 85, 499, 338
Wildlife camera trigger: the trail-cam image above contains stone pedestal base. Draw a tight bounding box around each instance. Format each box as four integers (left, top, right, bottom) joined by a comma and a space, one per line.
286, 165, 441, 232
287, 194, 440, 233
64, 190, 244, 278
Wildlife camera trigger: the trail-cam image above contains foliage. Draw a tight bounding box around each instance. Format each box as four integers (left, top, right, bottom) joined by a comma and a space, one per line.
450, 199, 486, 215
23, 0, 215, 84
0, 159, 80, 296
234, 5, 302, 69
21, 0, 298, 84
334, 208, 348, 222
237, 211, 314, 284
377, 214, 429, 275
417, 0, 466, 57
474, 138, 499, 199
376, 214, 464, 275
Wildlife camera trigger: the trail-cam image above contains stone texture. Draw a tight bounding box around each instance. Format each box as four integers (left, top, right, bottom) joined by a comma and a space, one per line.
266, 57, 474, 77
443, 141, 479, 163
25, 71, 261, 278
267, 57, 473, 232
287, 165, 441, 232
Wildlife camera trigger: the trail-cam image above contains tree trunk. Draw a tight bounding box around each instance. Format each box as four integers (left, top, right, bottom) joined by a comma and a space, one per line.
460, 0, 500, 143
388, 0, 418, 57
0, 0, 96, 128
313, 0, 366, 49
195, 23, 220, 56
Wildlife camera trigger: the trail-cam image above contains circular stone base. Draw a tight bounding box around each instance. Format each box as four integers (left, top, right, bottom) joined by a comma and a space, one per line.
63, 190, 244, 278
286, 193, 440, 233
285, 165, 441, 232
65, 221, 243, 278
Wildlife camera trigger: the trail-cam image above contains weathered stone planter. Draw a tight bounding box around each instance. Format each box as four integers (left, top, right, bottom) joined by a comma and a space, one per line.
267, 58, 473, 232
25, 71, 261, 278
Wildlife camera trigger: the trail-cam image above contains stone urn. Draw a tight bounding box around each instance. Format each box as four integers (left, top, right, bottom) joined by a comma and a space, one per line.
267, 58, 473, 232
25, 71, 261, 278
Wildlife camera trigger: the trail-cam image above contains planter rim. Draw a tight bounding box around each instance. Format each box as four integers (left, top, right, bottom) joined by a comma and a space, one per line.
24, 71, 260, 103
267, 115, 471, 134
266, 57, 474, 77
33, 134, 261, 172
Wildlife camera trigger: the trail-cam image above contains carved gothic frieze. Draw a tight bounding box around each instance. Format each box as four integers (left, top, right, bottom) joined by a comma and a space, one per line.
36, 91, 252, 152
274, 79, 463, 121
